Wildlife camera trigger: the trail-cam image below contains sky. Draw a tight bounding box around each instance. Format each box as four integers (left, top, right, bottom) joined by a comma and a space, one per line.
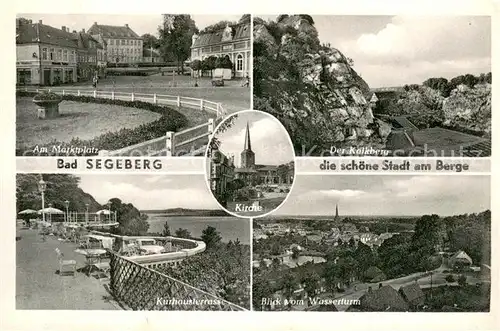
258, 15, 491, 88
17, 14, 244, 36
274, 175, 491, 216
215, 111, 294, 167
78, 174, 219, 211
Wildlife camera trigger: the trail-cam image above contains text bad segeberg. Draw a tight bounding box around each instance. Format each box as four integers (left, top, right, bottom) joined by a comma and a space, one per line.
320, 160, 470, 172
57, 158, 163, 170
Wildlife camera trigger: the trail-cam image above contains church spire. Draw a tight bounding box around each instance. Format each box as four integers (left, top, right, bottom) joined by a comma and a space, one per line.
244, 121, 252, 151
335, 204, 339, 218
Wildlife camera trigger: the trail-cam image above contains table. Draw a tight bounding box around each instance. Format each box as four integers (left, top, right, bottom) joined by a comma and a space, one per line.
74, 249, 108, 276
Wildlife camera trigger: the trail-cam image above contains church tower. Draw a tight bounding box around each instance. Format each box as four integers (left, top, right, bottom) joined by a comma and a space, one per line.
240, 122, 255, 168
335, 203, 339, 221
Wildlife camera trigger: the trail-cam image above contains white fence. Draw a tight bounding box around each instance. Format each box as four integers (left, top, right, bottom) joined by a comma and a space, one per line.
17, 87, 227, 118
18, 87, 224, 156
99, 119, 214, 157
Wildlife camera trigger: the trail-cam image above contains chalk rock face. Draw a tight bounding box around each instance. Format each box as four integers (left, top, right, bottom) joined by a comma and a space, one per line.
253, 15, 388, 152
442, 84, 491, 135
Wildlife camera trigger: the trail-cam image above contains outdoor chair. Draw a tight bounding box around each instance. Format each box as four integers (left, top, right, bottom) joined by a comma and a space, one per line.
55, 248, 77, 277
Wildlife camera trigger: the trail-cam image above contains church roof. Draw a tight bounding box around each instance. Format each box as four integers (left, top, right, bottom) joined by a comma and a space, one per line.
243, 121, 252, 151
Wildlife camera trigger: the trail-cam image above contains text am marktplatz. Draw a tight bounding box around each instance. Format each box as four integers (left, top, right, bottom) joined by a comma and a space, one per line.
320, 159, 470, 172
57, 158, 163, 170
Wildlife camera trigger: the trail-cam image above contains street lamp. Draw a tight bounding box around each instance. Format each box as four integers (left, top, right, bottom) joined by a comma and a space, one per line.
65, 200, 69, 222
38, 175, 46, 223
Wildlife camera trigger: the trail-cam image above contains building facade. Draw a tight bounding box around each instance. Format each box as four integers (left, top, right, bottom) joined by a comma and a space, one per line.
234, 123, 294, 185
209, 150, 235, 206
88, 22, 143, 64
190, 23, 250, 78
16, 19, 78, 85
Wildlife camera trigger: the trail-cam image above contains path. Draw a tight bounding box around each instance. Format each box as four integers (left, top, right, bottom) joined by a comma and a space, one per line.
16, 227, 118, 310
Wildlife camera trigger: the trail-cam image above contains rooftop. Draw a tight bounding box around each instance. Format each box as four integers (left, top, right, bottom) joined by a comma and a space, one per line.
192, 22, 250, 48
88, 23, 141, 39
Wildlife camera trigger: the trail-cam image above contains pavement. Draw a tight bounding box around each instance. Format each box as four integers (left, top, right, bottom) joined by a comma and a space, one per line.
41, 76, 251, 113
16, 226, 118, 310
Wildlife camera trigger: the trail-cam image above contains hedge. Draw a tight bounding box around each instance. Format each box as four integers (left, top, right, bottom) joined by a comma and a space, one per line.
16, 91, 188, 156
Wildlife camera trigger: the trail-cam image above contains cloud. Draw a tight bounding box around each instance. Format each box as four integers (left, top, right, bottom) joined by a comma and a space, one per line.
317, 189, 366, 198
337, 15, 491, 86
218, 114, 294, 166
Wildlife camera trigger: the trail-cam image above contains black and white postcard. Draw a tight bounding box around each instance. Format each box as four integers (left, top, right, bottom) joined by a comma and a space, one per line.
15, 14, 251, 157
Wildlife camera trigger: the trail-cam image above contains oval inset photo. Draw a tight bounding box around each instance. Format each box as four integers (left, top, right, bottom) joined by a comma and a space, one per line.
205, 110, 296, 218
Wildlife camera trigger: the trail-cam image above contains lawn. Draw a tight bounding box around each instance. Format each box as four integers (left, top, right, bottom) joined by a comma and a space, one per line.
53, 75, 251, 113
16, 97, 161, 148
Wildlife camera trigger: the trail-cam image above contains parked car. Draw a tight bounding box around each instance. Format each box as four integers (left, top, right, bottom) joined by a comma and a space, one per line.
212, 76, 224, 87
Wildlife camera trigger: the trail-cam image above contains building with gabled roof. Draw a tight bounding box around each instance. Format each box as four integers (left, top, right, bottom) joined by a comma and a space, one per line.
399, 283, 425, 309
358, 285, 409, 312
449, 250, 473, 268
16, 18, 78, 85
88, 22, 143, 64
190, 22, 250, 77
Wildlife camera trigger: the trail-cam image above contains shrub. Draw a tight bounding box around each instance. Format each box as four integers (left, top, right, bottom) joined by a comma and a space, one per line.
16, 92, 188, 156
458, 274, 467, 286
445, 274, 455, 282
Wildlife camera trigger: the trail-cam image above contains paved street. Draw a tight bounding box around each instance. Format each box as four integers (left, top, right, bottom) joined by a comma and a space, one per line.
47, 75, 251, 113
16, 226, 118, 310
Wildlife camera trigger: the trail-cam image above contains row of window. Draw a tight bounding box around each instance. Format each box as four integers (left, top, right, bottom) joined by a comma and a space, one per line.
108, 48, 142, 55
41, 48, 75, 62
41, 47, 108, 63
110, 56, 142, 62
108, 39, 142, 47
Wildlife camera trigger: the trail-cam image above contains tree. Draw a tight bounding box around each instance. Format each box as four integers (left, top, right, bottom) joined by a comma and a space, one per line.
238, 14, 251, 24
162, 221, 171, 237
253, 275, 273, 310
354, 242, 375, 278
141, 33, 159, 49
175, 228, 192, 239
158, 14, 198, 73
458, 274, 467, 286
201, 225, 222, 249
291, 247, 300, 259
200, 20, 236, 34
302, 271, 320, 305
215, 55, 233, 69
281, 273, 296, 310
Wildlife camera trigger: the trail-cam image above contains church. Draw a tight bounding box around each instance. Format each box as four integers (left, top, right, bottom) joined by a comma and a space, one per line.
234, 122, 294, 186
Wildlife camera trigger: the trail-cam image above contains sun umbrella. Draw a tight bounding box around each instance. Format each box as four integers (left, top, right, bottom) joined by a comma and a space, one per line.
96, 209, 111, 215
18, 209, 38, 214
38, 207, 64, 214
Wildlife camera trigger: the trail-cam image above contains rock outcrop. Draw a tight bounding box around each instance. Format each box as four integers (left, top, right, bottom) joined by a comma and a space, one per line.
254, 15, 388, 154
442, 84, 491, 136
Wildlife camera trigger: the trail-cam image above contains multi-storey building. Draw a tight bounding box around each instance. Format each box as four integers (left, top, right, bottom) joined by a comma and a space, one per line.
88, 22, 143, 64
16, 19, 78, 85
75, 30, 102, 81
190, 23, 250, 78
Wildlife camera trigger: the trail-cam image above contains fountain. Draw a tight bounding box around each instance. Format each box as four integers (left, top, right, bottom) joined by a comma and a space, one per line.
32, 91, 62, 119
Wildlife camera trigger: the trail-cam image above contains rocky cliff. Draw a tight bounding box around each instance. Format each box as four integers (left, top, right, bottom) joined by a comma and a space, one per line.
442, 84, 491, 136
254, 15, 390, 154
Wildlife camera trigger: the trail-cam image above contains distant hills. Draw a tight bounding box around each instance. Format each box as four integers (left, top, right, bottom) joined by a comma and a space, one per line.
141, 208, 229, 216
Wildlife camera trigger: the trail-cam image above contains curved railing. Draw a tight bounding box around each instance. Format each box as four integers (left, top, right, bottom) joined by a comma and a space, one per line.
91, 232, 206, 267
108, 250, 247, 311
17, 86, 227, 117
17, 87, 223, 157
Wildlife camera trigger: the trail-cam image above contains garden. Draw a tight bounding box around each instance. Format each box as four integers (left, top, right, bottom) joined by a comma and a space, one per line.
16, 91, 194, 156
